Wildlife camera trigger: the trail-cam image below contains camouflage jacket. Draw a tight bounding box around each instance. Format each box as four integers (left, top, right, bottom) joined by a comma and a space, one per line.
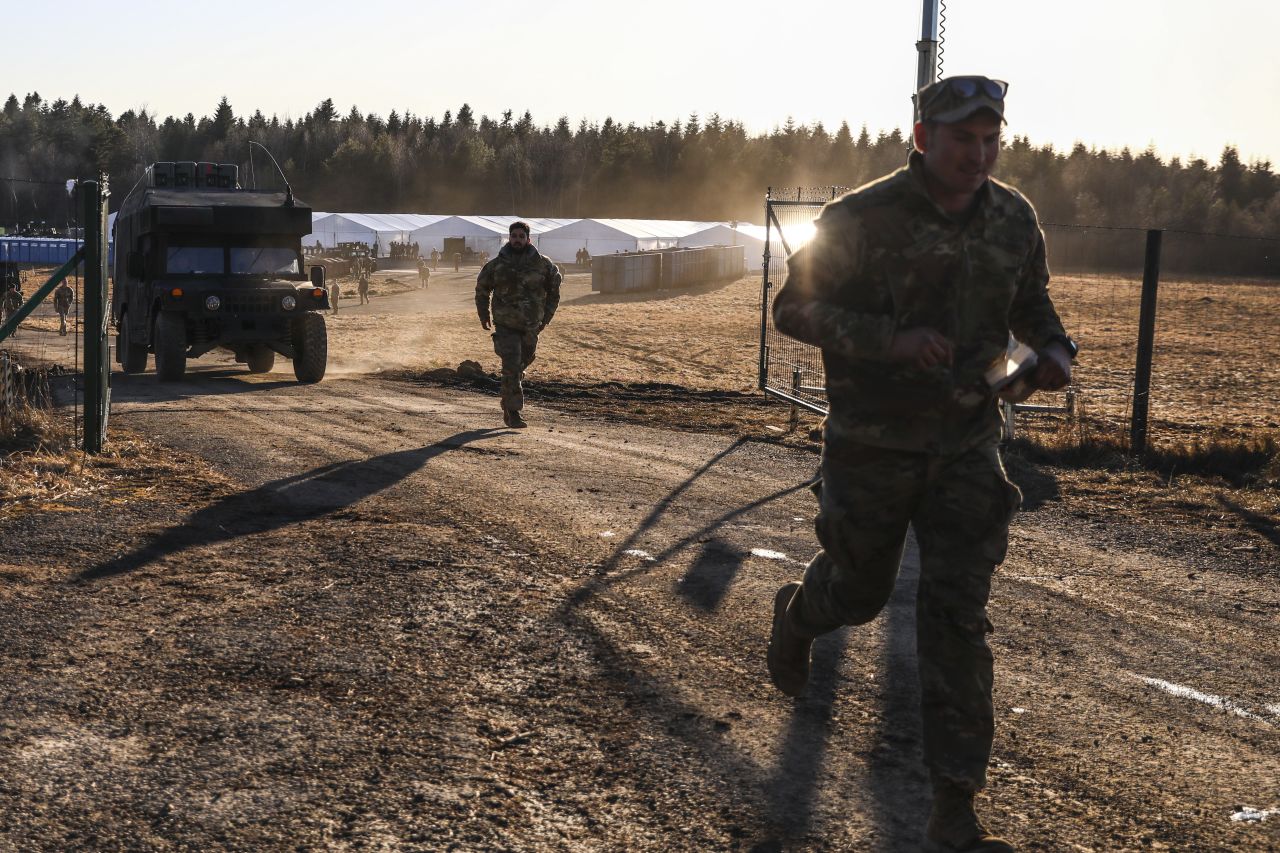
773, 151, 1069, 454
476, 244, 562, 332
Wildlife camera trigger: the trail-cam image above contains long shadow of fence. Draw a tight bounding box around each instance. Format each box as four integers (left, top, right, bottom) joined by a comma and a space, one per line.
75, 429, 503, 582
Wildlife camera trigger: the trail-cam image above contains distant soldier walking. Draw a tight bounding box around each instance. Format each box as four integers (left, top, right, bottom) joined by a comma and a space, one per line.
765, 77, 1076, 853
53, 281, 74, 335
2, 284, 22, 333
357, 260, 371, 305
418, 259, 431, 290
329, 278, 341, 314
476, 221, 562, 429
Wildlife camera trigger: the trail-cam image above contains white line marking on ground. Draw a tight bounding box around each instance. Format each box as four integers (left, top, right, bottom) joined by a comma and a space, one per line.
750, 548, 805, 565
1134, 675, 1270, 723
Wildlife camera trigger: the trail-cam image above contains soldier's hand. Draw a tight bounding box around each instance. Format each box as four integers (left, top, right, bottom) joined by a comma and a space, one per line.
480, 318, 492, 331
887, 327, 953, 370
1033, 342, 1072, 391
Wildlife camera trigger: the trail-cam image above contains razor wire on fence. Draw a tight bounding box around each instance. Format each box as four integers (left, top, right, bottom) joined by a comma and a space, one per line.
758, 188, 1280, 451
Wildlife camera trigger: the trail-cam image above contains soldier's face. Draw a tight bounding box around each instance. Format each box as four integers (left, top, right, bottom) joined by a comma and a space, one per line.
917, 112, 1002, 198
509, 229, 530, 250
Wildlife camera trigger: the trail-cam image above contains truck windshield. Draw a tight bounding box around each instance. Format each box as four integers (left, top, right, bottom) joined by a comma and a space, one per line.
166, 247, 223, 274
230, 248, 300, 275
165, 247, 300, 275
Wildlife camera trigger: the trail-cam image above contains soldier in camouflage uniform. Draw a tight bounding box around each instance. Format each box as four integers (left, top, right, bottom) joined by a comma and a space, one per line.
766, 77, 1077, 853
2, 284, 22, 333
357, 259, 371, 305
475, 221, 562, 429
53, 281, 74, 335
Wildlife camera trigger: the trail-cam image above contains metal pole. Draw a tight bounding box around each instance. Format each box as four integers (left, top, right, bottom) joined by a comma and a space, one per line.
914, 0, 940, 124
1130, 229, 1163, 456
758, 190, 773, 392
82, 175, 110, 454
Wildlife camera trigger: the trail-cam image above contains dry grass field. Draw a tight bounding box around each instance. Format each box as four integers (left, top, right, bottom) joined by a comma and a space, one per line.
1047, 272, 1280, 447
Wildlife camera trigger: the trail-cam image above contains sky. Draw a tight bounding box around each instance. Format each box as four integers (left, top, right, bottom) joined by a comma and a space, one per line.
3, 0, 1278, 165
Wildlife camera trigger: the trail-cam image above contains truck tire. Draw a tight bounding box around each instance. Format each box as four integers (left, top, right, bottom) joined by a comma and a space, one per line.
291, 313, 327, 383
118, 311, 148, 374
154, 311, 187, 382
246, 345, 276, 374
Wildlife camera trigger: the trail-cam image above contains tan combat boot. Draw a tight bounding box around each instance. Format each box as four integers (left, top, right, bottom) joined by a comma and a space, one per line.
767, 582, 813, 697
503, 408, 528, 429
925, 784, 1014, 853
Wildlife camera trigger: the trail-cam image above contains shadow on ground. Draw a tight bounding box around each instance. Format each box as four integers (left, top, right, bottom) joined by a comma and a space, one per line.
75, 429, 503, 582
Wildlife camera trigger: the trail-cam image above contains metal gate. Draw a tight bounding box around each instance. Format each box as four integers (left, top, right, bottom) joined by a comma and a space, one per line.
758, 188, 845, 414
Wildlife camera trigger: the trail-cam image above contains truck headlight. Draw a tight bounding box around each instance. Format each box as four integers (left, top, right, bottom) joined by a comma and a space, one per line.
205, 295, 221, 311
281, 295, 297, 311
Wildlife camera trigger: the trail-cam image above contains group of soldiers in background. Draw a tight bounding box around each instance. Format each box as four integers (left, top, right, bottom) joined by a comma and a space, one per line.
389, 241, 419, 260
574, 247, 592, 267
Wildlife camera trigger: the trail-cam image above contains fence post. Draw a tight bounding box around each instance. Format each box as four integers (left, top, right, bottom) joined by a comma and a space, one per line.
759, 191, 773, 391
1130, 228, 1163, 455
82, 175, 110, 454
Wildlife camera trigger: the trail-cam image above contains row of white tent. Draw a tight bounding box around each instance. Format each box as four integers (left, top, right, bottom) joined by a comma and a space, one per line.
305, 213, 774, 270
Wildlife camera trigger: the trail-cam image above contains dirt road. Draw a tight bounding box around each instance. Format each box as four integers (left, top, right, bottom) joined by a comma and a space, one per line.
1, 361, 1276, 851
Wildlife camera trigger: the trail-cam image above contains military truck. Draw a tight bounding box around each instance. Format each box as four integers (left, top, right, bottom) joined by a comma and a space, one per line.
111, 161, 329, 382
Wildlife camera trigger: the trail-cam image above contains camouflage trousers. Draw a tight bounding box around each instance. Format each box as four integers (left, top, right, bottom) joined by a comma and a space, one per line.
790, 440, 1021, 791
491, 325, 539, 411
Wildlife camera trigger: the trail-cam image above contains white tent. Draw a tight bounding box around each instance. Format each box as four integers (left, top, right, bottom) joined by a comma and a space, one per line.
678, 223, 769, 271
410, 216, 580, 259
537, 219, 719, 264
306, 213, 446, 255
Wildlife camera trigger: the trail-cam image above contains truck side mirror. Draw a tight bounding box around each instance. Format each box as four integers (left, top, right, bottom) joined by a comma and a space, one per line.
309, 265, 326, 288
127, 251, 145, 279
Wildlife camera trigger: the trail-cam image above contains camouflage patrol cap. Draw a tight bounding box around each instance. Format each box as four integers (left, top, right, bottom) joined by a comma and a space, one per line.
917, 75, 1007, 124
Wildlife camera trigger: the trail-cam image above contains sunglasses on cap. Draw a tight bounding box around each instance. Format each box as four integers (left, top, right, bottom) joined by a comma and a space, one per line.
926, 76, 1008, 108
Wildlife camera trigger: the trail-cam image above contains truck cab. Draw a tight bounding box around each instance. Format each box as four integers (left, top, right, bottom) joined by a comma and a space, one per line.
111, 161, 329, 382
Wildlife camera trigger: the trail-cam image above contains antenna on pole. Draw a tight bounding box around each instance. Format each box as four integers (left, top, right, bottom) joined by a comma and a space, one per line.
913, 0, 941, 125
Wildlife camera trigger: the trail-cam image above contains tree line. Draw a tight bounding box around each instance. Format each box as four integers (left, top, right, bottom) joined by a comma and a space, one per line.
2, 92, 1278, 254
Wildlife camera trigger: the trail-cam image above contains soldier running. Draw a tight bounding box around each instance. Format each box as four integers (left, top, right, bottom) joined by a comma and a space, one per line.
765, 76, 1076, 853
53, 281, 74, 336
475, 221, 562, 429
